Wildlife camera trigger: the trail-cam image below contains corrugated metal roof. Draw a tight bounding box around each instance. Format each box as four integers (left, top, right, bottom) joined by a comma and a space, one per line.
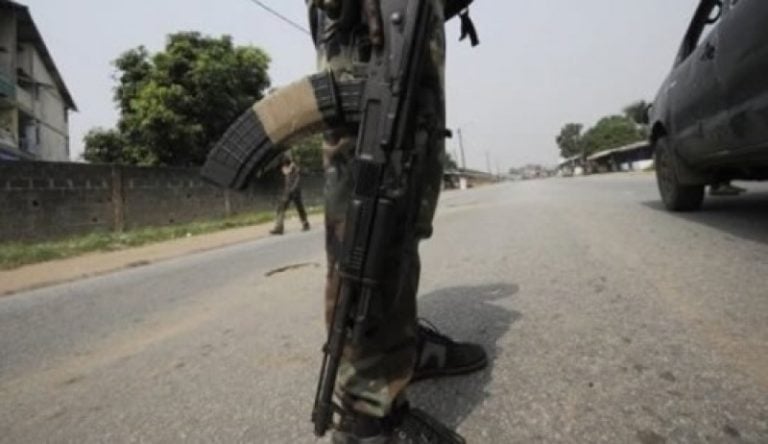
587, 141, 649, 161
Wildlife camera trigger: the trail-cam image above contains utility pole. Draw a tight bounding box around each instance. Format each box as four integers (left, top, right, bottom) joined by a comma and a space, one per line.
457, 128, 467, 170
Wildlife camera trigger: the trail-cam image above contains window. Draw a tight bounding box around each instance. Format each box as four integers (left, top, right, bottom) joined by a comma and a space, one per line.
679, 0, 724, 62
697, 3, 723, 46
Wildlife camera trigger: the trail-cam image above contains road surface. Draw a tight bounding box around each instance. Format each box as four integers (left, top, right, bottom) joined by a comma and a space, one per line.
1, 174, 767, 443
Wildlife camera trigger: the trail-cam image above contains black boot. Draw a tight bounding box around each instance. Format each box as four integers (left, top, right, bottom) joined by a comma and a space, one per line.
412, 320, 488, 382
332, 403, 465, 444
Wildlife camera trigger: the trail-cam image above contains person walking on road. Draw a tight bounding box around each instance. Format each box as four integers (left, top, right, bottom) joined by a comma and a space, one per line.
270, 154, 310, 235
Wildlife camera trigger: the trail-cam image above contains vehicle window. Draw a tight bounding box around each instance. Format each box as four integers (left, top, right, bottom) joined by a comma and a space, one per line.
680, 0, 724, 61
697, 2, 723, 45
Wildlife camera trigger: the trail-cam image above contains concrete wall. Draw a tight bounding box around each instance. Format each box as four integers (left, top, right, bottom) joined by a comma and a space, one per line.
0, 161, 325, 242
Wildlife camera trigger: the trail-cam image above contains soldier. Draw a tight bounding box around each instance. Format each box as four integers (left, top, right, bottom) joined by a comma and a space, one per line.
307, 1, 486, 442
270, 154, 311, 235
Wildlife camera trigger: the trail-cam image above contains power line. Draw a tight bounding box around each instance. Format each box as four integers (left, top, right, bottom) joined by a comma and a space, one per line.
245, 0, 311, 36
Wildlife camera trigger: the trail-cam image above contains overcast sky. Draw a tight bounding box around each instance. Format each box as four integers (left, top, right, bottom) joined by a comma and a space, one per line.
24, 0, 699, 171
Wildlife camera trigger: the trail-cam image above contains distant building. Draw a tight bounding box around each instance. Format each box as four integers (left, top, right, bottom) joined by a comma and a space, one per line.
0, 0, 76, 161
586, 141, 653, 174
444, 168, 498, 190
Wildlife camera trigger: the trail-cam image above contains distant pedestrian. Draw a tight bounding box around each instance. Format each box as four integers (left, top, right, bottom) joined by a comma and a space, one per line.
270, 155, 310, 235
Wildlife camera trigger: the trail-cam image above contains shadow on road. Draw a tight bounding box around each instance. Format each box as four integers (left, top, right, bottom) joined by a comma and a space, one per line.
644, 190, 768, 245
410, 283, 522, 429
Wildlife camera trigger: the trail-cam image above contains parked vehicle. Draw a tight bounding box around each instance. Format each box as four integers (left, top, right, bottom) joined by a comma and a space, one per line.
649, 0, 768, 211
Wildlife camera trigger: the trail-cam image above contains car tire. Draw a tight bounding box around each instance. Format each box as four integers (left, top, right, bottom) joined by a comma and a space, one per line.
654, 138, 705, 212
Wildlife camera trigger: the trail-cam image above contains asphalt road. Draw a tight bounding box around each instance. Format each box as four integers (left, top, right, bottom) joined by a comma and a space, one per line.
1, 174, 767, 444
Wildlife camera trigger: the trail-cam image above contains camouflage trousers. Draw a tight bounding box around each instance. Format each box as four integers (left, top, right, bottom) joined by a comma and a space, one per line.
274, 189, 308, 230
316, 0, 447, 418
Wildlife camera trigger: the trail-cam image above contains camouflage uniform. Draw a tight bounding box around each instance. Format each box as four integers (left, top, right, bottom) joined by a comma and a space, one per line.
309, 0, 447, 418
274, 161, 309, 231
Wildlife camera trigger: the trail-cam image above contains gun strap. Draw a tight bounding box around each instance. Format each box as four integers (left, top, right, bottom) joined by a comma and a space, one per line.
459, 9, 480, 47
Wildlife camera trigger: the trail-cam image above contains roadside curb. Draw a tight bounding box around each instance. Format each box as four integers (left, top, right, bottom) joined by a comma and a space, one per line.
0, 215, 323, 297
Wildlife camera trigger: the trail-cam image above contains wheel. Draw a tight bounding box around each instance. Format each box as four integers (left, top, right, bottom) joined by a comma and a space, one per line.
654, 138, 705, 212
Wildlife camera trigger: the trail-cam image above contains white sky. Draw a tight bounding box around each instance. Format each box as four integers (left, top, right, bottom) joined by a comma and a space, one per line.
24, 0, 699, 171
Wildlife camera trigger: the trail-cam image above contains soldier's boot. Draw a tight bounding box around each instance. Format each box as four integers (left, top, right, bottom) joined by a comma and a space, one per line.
710, 182, 746, 197
269, 225, 284, 235
302, 221, 311, 231
332, 403, 465, 444
412, 320, 488, 383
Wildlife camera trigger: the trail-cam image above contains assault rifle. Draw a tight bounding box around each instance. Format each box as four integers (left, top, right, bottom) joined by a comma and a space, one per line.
201, 0, 477, 438
310, 0, 436, 436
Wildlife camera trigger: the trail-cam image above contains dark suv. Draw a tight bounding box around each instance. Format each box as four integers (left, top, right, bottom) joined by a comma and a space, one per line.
649, 0, 768, 211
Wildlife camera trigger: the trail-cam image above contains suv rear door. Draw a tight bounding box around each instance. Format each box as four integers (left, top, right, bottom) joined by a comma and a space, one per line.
672, 0, 731, 162
716, 0, 768, 152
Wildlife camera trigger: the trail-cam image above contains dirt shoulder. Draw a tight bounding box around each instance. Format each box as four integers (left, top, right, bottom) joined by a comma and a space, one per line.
0, 215, 323, 297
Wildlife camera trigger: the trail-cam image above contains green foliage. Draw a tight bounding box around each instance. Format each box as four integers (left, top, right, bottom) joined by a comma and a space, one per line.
556, 123, 584, 158
443, 152, 459, 171
291, 134, 324, 173
114, 46, 152, 114
580, 115, 647, 155
82, 128, 129, 164
556, 100, 651, 158
84, 32, 271, 166
623, 100, 651, 126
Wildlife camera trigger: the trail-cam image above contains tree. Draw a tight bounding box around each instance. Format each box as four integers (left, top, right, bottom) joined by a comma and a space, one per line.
556, 123, 584, 158
83, 32, 271, 166
623, 100, 651, 126
291, 134, 324, 173
580, 115, 646, 155
554, 100, 652, 159
443, 151, 459, 170
82, 128, 129, 164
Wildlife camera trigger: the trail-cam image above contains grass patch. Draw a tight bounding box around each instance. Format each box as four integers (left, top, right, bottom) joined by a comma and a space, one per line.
0, 207, 321, 271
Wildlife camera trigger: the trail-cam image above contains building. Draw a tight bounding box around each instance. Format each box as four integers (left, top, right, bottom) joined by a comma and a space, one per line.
444, 168, 498, 190
0, 0, 76, 161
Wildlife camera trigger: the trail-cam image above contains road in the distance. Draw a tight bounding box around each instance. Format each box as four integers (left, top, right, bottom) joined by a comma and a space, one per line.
1, 174, 767, 443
